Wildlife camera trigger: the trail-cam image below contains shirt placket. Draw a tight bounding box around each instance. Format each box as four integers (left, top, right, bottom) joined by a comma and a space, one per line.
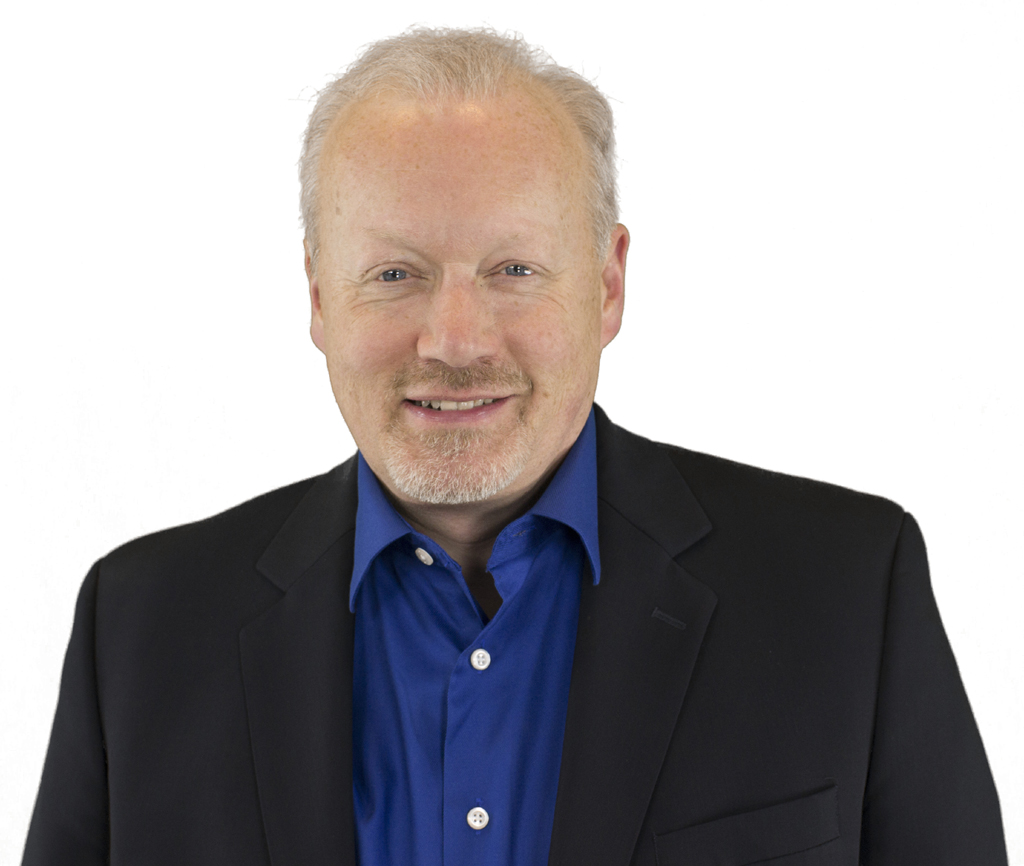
440, 522, 543, 866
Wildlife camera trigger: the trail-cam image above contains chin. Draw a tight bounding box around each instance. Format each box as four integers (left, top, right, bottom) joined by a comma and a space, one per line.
381, 425, 532, 506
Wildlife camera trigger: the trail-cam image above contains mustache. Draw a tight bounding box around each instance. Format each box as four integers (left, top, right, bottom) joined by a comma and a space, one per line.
390, 360, 532, 394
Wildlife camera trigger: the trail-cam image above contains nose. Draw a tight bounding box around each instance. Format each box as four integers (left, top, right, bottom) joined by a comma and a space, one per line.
416, 269, 499, 368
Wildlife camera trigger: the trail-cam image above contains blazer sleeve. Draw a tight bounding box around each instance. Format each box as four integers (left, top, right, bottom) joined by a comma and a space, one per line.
23, 562, 110, 866
861, 513, 1007, 864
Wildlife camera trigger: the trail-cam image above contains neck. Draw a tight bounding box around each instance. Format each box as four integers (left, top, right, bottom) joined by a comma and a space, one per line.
385, 462, 560, 578
391, 491, 530, 578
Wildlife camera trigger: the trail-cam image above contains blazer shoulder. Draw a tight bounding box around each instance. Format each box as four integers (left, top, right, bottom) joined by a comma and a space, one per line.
594, 408, 909, 562
103, 473, 319, 568
93, 458, 356, 610
658, 439, 908, 546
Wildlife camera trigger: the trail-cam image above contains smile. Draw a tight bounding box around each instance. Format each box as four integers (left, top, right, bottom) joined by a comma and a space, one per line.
412, 399, 497, 411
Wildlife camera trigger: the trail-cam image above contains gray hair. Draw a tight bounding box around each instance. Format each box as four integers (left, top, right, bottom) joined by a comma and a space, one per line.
299, 27, 618, 273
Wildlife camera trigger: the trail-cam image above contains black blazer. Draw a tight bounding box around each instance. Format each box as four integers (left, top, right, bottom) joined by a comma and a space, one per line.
24, 408, 1006, 865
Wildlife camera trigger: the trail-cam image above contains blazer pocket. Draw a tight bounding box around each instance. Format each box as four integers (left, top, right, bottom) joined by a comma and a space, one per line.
653, 783, 840, 866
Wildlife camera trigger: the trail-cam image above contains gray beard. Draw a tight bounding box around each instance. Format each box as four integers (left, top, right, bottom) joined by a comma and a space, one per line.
380, 360, 534, 504
381, 422, 530, 505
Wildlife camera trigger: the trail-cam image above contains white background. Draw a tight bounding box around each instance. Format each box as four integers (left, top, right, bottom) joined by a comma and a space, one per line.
2, 0, 1021, 861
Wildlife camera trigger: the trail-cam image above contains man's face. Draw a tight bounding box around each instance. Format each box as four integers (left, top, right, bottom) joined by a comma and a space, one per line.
308, 84, 627, 508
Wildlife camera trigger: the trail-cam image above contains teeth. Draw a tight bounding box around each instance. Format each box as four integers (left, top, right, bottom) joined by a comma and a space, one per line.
416, 398, 496, 410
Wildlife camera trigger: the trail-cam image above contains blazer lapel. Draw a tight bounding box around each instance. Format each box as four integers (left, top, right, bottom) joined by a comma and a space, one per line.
239, 459, 359, 866
548, 410, 718, 866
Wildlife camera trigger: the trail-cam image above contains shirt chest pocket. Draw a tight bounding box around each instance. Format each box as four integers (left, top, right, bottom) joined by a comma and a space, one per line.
653, 783, 840, 866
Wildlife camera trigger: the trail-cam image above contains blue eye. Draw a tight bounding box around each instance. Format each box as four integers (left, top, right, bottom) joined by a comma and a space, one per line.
380, 269, 408, 282
504, 264, 533, 276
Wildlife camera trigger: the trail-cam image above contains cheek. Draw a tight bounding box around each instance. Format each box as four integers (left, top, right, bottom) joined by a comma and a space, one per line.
503, 301, 603, 396
322, 303, 414, 378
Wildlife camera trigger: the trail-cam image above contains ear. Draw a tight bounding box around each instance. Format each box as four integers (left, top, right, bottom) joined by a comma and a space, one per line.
599, 224, 629, 349
305, 241, 326, 354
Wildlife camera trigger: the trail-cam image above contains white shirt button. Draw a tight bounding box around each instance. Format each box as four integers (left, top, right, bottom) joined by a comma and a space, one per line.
414, 547, 434, 566
470, 648, 491, 670
467, 806, 489, 829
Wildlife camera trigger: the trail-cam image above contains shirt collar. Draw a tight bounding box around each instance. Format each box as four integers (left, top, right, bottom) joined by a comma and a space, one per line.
351, 454, 415, 611
350, 407, 601, 611
521, 408, 600, 583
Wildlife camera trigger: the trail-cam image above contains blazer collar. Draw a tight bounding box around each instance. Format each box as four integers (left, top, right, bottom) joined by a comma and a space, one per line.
593, 405, 712, 556
254, 457, 359, 593
547, 406, 718, 866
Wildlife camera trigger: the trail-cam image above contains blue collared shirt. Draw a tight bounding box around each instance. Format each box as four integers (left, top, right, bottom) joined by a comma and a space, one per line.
350, 410, 600, 866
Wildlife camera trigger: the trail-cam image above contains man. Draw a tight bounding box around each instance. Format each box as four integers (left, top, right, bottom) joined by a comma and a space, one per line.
24, 27, 1006, 866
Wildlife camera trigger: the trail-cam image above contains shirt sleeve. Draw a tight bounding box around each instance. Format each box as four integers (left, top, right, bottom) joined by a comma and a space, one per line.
23, 562, 110, 866
860, 512, 1007, 864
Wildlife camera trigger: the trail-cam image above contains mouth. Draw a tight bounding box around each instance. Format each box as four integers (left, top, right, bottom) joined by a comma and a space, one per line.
408, 398, 498, 411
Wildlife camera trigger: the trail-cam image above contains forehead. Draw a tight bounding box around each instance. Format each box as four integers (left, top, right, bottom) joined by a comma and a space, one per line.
325, 79, 581, 164
317, 84, 590, 216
